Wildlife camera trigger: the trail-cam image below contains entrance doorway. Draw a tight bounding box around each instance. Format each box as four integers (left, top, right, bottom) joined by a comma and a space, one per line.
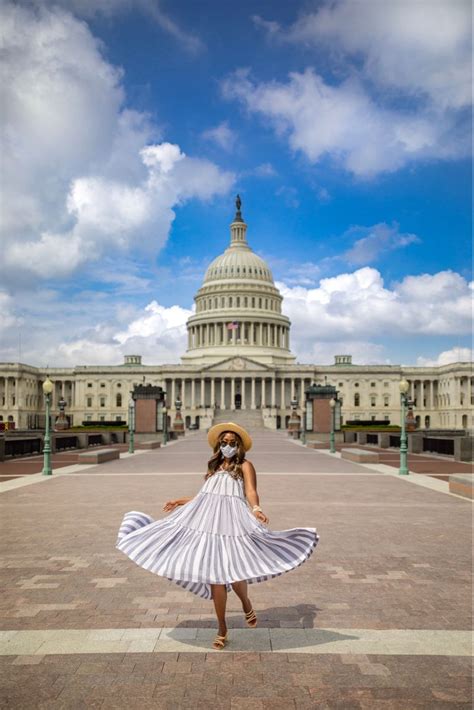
235, 393, 242, 409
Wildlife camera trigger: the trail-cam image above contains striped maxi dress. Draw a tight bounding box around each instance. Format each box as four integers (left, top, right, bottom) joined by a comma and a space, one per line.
116, 467, 320, 600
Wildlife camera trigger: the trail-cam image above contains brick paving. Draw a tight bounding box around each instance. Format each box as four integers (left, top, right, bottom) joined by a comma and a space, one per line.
0, 430, 472, 708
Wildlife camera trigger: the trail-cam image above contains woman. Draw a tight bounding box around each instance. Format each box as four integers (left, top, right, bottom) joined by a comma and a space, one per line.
116, 422, 319, 650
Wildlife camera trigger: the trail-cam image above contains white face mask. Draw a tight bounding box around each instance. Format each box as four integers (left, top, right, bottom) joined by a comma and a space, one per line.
220, 443, 237, 458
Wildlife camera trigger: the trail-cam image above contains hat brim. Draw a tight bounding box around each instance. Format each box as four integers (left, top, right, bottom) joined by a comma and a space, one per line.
207, 422, 252, 452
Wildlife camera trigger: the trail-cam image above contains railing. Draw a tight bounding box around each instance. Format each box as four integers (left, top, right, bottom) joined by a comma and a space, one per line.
5, 438, 42, 458
55, 436, 78, 451
423, 438, 454, 456
87, 434, 103, 447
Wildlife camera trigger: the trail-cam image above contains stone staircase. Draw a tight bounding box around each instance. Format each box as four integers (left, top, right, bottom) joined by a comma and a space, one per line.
211, 409, 265, 430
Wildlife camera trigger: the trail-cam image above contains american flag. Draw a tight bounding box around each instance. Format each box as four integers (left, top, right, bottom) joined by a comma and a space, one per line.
227, 321, 239, 330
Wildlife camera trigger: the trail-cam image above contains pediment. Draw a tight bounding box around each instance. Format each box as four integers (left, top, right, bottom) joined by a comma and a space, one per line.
202, 357, 270, 372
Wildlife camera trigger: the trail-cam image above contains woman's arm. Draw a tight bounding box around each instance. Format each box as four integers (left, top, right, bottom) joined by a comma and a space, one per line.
242, 461, 259, 508
242, 461, 269, 523
176, 496, 194, 505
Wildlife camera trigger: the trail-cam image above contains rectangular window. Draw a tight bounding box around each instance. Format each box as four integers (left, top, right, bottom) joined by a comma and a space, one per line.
87, 397, 92, 407
99, 416, 105, 422
100, 397, 106, 407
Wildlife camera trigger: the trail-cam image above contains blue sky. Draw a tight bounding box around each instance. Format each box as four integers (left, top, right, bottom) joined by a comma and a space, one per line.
0, 0, 472, 367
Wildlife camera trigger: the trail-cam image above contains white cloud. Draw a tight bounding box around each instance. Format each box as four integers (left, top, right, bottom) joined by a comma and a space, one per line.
0, 284, 194, 367
202, 121, 237, 151
243, 162, 277, 178
54, 300, 193, 366
343, 222, 420, 265
0, 3, 233, 284
416, 347, 473, 367
223, 68, 468, 177
29, 0, 204, 53
282, 0, 471, 110
278, 267, 473, 342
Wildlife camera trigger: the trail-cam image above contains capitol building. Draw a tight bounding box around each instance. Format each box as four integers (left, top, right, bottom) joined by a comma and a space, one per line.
0, 199, 472, 432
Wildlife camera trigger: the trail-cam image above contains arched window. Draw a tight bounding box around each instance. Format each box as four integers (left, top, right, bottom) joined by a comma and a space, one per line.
116, 393, 122, 407
229, 297, 233, 307
354, 393, 360, 406
236, 297, 240, 307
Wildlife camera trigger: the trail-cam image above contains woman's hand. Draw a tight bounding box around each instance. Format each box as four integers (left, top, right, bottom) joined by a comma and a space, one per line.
254, 510, 269, 525
163, 499, 180, 512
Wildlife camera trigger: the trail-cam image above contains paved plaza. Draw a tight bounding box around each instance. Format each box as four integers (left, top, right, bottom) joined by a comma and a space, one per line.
0, 431, 472, 709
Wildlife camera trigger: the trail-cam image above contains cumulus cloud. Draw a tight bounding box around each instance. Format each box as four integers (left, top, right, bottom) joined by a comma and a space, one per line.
416, 347, 473, 367
278, 267, 473, 343
54, 301, 193, 366
0, 3, 233, 285
223, 68, 469, 177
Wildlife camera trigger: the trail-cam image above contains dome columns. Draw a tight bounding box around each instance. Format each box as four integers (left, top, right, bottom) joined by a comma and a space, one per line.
187, 320, 290, 351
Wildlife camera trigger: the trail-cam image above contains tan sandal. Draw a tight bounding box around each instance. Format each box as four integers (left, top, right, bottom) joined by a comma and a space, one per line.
245, 608, 257, 627
212, 632, 228, 650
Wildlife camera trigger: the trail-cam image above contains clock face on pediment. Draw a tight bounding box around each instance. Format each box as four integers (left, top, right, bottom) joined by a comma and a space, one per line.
204, 357, 269, 372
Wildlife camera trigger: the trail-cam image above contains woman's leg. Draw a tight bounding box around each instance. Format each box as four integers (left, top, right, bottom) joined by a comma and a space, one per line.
210, 584, 227, 635
231, 580, 252, 613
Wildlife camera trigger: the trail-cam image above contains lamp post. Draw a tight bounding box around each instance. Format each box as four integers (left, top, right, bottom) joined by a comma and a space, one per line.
162, 407, 168, 445
329, 397, 336, 453
42, 377, 53, 476
399, 378, 410, 475
128, 397, 135, 454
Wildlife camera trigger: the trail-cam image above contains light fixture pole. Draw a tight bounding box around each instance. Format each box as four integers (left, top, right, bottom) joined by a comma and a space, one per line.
399, 378, 410, 475
329, 398, 336, 453
162, 407, 168, 445
42, 377, 53, 476
128, 396, 135, 454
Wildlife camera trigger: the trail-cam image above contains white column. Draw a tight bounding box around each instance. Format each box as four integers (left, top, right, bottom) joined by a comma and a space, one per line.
300, 378, 305, 409
211, 378, 215, 408
281, 378, 285, 409
271, 377, 276, 407
191, 379, 195, 408
232, 326, 237, 345
231, 378, 235, 409
200, 379, 205, 407
261, 378, 266, 407
259, 323, 263, 345
171, 379, 176, 406
251, 378, 256, 409
241, 379, 246, 409
221, 378, 225, 408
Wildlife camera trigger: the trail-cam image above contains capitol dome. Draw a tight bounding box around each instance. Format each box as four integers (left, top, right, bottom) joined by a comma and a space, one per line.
181, 196, 296, 366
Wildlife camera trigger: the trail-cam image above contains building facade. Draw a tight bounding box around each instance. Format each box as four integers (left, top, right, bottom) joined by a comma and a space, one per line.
0, 200, 472, 432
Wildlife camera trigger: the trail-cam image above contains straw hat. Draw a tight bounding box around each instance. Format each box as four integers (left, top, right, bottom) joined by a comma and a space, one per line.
207, 422, 253, 452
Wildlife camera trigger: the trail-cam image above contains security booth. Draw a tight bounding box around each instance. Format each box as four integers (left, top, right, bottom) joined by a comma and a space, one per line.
304, 384, 341, 434
132, 385, 167, 440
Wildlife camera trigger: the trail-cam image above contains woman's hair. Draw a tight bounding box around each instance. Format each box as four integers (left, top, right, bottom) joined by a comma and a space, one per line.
205, 431, 246, 481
